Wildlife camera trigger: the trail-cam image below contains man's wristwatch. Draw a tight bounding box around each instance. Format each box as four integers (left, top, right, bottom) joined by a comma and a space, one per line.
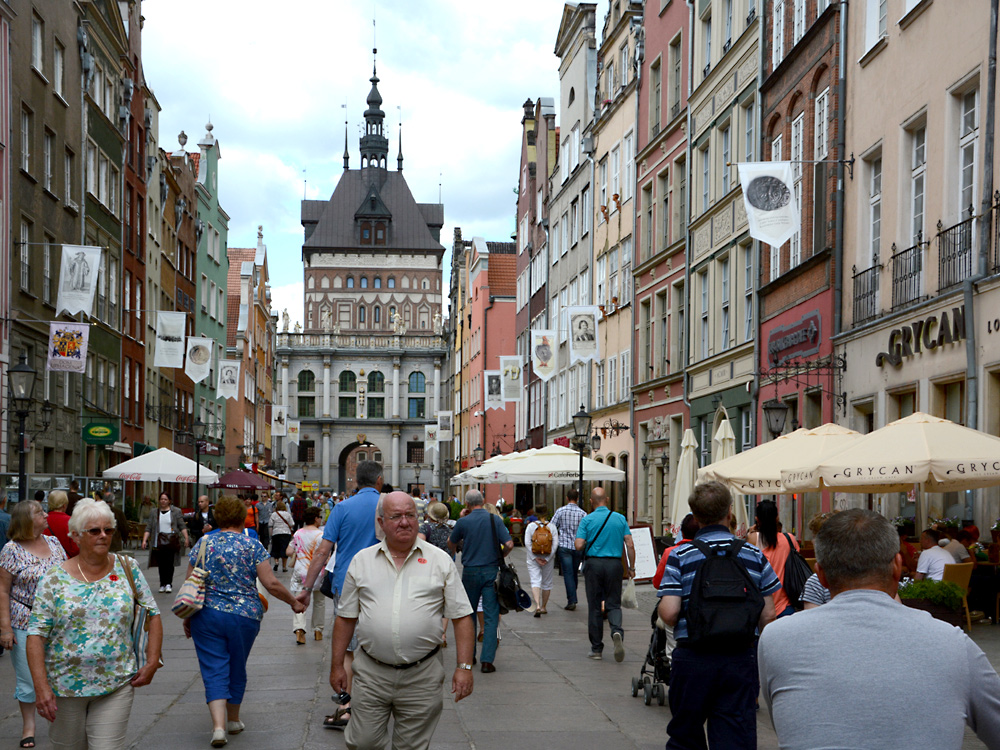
456, 663, 473, 671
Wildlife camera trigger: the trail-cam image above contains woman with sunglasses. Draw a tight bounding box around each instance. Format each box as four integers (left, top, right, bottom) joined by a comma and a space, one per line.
0, 499, 66, 748
26, 498, 162, 750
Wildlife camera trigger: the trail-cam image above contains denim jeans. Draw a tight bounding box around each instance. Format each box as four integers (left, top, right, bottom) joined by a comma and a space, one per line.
462, 565, 500, 664
556, 546, 583, 605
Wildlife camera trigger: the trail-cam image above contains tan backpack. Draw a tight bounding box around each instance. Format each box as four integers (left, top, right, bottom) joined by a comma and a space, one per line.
531, 522, 553, 555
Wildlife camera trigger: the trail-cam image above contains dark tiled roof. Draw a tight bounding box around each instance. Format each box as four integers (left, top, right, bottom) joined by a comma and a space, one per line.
486, 241, 517, 254
488, 254, 517, 297
302, 170, 444, 251
225, 247, 256, 347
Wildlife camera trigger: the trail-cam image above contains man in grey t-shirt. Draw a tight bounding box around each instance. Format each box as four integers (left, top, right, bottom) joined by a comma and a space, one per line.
759, 509, 1000, 750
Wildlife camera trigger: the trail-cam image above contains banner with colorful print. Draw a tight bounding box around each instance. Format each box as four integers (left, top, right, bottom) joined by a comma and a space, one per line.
46, 322, 90, 373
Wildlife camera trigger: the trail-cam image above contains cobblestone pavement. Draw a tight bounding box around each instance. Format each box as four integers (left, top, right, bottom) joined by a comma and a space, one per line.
1, 547, 996, 749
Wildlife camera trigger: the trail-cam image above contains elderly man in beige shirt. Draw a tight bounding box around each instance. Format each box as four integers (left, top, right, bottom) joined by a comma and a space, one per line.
331, 491, 475, 750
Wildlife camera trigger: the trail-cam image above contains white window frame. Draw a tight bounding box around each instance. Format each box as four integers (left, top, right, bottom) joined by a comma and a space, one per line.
773, 0, 785, 68
21, 110, 31, 173
790, 113, 804, 267
720, 256, 730, 350
793, 0, 805, 45
700, 269, 709, 359
31, 14, 43, 72
581, 186, 591, 235
54, 41, 64, 97
599, 159, 608, 217
815, 88, 829, 159
721, 126, 731, 193
911, 125, 926, 242
870, 155, 883, 260
623, 132, 634, 202
611, 145, 621, 204
744, 245, 754, 342
770, 133, 783, 280
701, 144, 710, 212
959, 89, 978, 215
608, 355, 618, 404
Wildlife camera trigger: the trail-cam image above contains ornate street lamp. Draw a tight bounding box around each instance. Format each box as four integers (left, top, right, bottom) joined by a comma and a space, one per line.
762, 399, 789, 439
193, 417, 205, 495
473, 445, 485, 464
8, 352, 36, 502
572, 405, 592, 505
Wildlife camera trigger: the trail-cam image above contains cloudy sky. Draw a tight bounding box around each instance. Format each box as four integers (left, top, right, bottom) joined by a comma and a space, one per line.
141, 0, 570, 326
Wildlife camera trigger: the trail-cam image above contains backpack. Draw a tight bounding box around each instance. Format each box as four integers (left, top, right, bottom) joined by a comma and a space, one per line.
781, 532, 812, 611
684, 539, 764, 652
531, 522, 553, 555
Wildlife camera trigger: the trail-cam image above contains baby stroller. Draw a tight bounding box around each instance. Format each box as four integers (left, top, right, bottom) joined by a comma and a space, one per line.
630, 605, 671, 706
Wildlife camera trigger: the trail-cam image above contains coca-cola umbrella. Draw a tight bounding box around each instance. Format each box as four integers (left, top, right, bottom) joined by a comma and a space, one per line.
209, 470, 273, 491
102, 447, 219, 484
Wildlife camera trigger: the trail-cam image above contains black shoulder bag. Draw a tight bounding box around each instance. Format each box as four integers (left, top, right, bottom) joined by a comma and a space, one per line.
489, 513, 525, 614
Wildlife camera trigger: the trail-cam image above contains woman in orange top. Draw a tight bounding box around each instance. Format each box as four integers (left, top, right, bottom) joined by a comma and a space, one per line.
747, 499, 799, 618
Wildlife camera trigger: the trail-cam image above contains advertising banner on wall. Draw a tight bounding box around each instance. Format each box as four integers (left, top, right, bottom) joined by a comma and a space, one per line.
56, 245, 102, 316
737, 161, 800, 247
530, 330, 558, 382
567, 307, 600, 364
154, 311, 187, 368
499, 356, 523, 402
46, 322, 89, 373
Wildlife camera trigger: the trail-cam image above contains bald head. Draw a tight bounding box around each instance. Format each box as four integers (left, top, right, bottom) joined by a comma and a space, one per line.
591, 487, 608, 507
379, 491, 417, 518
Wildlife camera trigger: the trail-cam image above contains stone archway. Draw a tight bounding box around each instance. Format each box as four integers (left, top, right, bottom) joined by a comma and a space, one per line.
337, 441, 383, 494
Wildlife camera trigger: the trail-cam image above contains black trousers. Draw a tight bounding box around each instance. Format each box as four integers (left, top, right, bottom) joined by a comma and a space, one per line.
155, 548, 175, 588
583, 557, 623, 652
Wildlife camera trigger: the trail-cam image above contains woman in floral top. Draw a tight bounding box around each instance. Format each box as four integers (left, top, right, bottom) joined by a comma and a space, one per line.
0, 500, 66, 748
183, 496, 304, 747
26, 499, 163, 750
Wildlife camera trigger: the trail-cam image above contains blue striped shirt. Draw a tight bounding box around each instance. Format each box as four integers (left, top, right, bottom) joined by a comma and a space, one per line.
657, 525, 781, 640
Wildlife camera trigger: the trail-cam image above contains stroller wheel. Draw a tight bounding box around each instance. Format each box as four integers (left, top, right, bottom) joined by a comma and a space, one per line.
630, 676, 640, 697
656, 684, 666, 706
643, 682, 653, 706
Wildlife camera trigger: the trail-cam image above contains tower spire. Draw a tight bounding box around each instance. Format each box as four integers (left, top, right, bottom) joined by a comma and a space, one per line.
342, 103, 349, 170
359, 46, 388, 173
397, 106, 403, 171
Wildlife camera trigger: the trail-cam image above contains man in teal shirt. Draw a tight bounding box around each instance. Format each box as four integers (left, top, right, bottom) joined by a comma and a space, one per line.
575, 487, 635, 662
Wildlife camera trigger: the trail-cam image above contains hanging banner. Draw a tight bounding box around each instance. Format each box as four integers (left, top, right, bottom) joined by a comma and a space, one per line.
272, 405, 288, 437
567, 306, 600, 364
499, 356, 522, 402
485, 370, 504, 411
46, 322, 90, 373
286, 419, 300, 445
184, 337, 213, 383
530, 329, 558, 382
154, 311, 187, 368
217, 359, 241, 401
424, 423, 438, 454
436, 411, 453, 442
56, 245, 102, 317
737, 161, 800, 247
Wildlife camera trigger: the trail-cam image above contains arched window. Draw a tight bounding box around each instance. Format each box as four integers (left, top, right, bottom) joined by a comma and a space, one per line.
374, 277, 382, 289
387, 277, 396, 289
389, 305, 396, 322
368, 371, 385, 392
408, 371, 426, 393
347, 277, 355, 289
360, 277, 368, 289
421, 279, 429, 290
373, 306, 381, 324
359, 305, 366, 323
297, 370, 315, 391
339, 370, 357, 392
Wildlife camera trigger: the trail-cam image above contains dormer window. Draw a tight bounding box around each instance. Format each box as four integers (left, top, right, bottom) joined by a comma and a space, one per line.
375, 222, 386, 245
360, 220, 372, 245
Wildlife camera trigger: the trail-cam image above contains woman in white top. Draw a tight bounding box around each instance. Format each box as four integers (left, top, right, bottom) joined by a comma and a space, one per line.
524, 510, 559, 617
268, 501, 295, 573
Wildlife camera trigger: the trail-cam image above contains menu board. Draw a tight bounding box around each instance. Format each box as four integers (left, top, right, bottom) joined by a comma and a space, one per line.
630, 526, 658, 582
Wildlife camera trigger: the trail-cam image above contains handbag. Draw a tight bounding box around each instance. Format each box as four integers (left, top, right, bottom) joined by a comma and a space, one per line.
319, 570, 335, 599
117, 554, 154, 671
157, 531, 180, 551
171, 536, 209, 618
488, 513, 525, 614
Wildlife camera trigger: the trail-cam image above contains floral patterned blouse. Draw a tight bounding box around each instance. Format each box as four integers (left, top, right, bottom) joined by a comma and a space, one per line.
27, 555, 158, 697
191, 531, 269, 621
0, 536, 67, 629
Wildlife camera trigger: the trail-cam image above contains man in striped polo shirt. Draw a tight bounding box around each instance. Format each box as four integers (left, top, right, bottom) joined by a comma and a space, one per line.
657, 481, 779, 750
550, 489, 587, 611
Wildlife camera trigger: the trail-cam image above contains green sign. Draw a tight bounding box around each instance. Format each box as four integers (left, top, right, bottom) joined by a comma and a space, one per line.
82, 423, 119, 445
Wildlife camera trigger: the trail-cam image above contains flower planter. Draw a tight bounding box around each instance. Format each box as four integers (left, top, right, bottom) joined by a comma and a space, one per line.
902, 598, 966, 628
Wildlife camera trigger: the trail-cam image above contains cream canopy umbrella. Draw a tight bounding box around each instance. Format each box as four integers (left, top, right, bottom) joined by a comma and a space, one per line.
781, 412, 1000, 494
670, 429, 699, 532
102, 447, 220, 484
710, 420, 748, 534
450, 449, 538, 485
454, 444, 625, 484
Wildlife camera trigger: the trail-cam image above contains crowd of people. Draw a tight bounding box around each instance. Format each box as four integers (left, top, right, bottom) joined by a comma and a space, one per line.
2, 472, 1000, 750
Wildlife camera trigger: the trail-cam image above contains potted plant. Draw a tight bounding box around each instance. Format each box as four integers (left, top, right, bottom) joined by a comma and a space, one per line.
898, 579, 966, 628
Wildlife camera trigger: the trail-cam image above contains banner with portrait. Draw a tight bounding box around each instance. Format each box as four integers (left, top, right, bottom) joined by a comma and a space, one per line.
436, 411, 453, 442
737, 161, 800, 247
424, 423, 439, 454
499, 356, 522, 402
272, 405, 287, 437
216, 359, 241, 400
530, 329, 558, 382
567, 306, 600, 364
46, 322, 90, 373
154, 311, 187, 368
56, 245, 102, 317
287, 420, 300, 445
184, 337, 213, 384
484, 370, 504, 410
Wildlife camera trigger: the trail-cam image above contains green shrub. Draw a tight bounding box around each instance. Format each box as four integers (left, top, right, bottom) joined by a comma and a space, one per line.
897, 579, 965, 611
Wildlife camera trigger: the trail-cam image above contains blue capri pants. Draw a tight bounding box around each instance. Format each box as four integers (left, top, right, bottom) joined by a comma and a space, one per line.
189, 606, 261, 704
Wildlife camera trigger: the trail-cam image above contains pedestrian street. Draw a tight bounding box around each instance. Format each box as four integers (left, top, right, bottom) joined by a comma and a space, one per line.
1, 547, 998, 750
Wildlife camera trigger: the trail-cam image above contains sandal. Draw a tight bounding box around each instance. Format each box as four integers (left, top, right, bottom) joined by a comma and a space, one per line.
19, 739, 35, 749
323, 707, 350, 729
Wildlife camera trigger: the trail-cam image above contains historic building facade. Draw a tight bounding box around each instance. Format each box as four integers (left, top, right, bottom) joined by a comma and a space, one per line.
275, 63, 447, 494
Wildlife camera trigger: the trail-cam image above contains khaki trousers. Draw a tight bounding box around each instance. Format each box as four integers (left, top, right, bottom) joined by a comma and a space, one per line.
48, 684, 134, 750
345, 647, 445, 750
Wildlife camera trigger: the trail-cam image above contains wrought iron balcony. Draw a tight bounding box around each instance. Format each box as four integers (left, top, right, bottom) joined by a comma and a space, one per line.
890, 236, 923, 311
852, 254, 882, 327
937, 207, 975, 292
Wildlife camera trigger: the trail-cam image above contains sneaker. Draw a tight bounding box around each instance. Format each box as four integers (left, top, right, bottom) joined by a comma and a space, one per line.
164, 584, 172, 594
588, 651, 603, 660
612, 632, 625, 662
226, 720, 245, 735
158, 585, 165, 593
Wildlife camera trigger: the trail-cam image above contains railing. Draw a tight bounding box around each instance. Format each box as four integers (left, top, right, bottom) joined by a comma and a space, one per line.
993, 191, 1000, 274
852, 255, 881, 327
277, 332, 447, 351
671, 101, 680, 120
937, 207, 975, 291
890, 236, 923, 311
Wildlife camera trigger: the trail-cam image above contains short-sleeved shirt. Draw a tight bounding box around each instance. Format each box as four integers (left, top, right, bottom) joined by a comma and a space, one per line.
28, 555, 159, 697
189, 531, 269, 620
916, 545, 953, 581
551, 503, 586, 549
575, 506, 631, 558
290, 526, 324, 577
658, 524, 781, 641
449, 509, 511, 567
801, 573, 831, 606
943, 539, 971, 563
339, 539, 473, 664
419, 521, 453, 557
323, 486, 380, 596
0, 536, 67, 629
0, 509, 11, 548
291, 496, 307, 523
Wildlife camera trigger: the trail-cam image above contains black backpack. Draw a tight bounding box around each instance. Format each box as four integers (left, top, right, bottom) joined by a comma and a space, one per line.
684, 539, 764, 652
781, 532, 812, 611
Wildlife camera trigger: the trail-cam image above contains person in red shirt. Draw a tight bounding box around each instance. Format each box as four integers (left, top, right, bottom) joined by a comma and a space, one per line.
290, 492, 307, 530
652, 514, 699, 590
43, 490, 78, 557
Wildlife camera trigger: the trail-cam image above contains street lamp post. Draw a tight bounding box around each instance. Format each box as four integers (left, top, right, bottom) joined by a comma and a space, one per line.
572, 405, 593, 507
8, 353, 36, 503
193, 418, 205, 500
762, 399, 789, 440
473, 445, 485, 495
414, 463, 422, 494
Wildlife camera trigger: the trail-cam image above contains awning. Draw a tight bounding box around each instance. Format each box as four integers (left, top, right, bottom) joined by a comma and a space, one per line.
109, 441, 133, 455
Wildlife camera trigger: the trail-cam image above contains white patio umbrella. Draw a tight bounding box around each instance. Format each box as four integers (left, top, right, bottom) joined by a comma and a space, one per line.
670, 429, 699, 531
102, 447, 220, 485
455, 444, 625, 484
710, 420, 748, 534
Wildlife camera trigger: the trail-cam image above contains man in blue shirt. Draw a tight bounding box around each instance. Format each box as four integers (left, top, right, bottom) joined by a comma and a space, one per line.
449, 489, 513, 674
657, 481, 779, 750
575, 487, 635, 662
298, 460, 381, 729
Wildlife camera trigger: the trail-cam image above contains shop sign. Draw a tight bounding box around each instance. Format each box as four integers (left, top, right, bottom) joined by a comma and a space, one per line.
875, 305, 965, 368
82, 423, 118, 445
767, 310, 821, 365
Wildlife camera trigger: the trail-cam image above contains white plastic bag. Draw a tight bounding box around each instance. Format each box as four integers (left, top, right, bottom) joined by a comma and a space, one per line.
621, 577, 639, 609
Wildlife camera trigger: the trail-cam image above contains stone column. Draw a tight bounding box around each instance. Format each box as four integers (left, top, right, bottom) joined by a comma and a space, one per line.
281, 358, 290, 466
391, 428, 400, 487
392, 359, 401, 419
323, 357, 331, 417
322, 428, 331, 487
433, 359, 441, 416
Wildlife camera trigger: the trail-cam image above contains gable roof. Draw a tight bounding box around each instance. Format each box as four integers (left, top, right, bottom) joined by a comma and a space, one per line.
226, 247, 256, 347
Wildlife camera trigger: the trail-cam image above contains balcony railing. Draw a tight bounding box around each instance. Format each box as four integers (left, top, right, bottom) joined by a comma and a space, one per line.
671, 101, 680, 120
852, 254, 881, 327
993, 191, 1000, 274
277, 331, 446, 351
937, 207, 975, 292
890, 236, 923, 311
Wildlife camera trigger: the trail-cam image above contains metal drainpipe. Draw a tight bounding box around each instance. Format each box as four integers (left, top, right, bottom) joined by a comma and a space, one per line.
833, 1, 848, 339
963, 0, 998, 521
630, 18, 643, 523
683, 0, 695, 422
